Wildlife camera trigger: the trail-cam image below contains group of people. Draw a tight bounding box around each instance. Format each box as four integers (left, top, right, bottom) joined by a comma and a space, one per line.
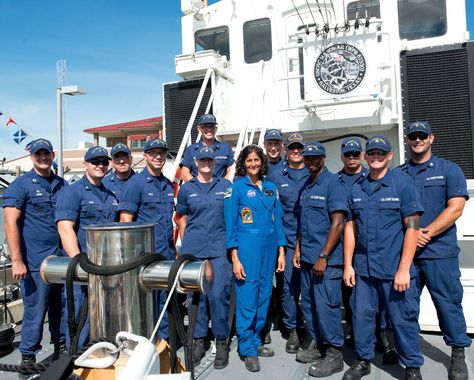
2, 114, 471, 380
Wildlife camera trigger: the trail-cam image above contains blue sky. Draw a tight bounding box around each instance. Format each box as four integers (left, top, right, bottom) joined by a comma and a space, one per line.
1, 0, 473, 161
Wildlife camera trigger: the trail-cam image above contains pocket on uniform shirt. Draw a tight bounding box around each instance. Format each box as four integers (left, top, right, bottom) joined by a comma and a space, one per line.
143, 196, 160, 210
449, 269, 463, 304
378, 201, 401, 229
30, 196, 52, 213
80, 203, 104, 222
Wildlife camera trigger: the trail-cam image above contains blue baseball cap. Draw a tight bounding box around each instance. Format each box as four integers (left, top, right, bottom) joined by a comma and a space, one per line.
144, 138, 169, 152
195, 146, 215, 160
84, 146, 111, 161
264, 129, 283, 141
111, 143, 131, 156
365, 136, 392, 152
341, 138, 363, 154
198, 114, 218, 125
405, 121, 432, 136
30, 138, 53, 154
302, 141, 326, 156
285, 132, 305, 147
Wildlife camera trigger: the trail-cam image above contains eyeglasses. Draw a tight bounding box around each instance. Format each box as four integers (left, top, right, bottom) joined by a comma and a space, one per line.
146, 150, 166, 158
88, 158, 110, 166
287, 144, 304, 151
407, 133, 429, 141
343, 152, 361, 158
366, 150, 388, 157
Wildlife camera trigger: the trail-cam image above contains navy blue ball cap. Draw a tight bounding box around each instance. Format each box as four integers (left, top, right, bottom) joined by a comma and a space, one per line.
285, 132, 305, 147
198, 114, 218, 125
30, 138, 53, 154
405, 121, 432, 136
264, 129, 283, 141
365, 136, 391, 152
302, 141, 326, 156
84, 146, 110, 161
195, 146, 215, 160
111, 143, 131, 156
341, 138, 363, 154
144, 138, 169, 152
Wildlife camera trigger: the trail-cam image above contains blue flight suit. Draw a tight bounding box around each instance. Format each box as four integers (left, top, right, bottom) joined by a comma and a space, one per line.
267, 158, 286, 174
181, 139, 234, 178
224, 176, 286, 356
267, 165, 309, 331
3, 170, 67, 356
102, 169, 135, 199
397, 156, 471, 348
298, 167, 348, 348
176, 177, 232, 340
348, 170, 424, 367
118, 167, 175, 339
55, 175, 118, 349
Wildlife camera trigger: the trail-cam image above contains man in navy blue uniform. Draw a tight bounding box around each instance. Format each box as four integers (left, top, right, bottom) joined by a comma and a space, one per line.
103, 143, 135, 198
267, 132, 309, 354
293, 141, 348, 377
338, 138, 397, 364
118, 138, 175, 339
263, 129, 285, 174
3, 138, 66, 367
56, 146, 118, 350
181, 114, 234, 182
176, 146, 232, 368
343, 136, 424, 380
397, 121, 471, 380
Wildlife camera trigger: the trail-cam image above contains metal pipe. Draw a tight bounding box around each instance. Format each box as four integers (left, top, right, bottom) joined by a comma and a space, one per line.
40, 255, 213, 294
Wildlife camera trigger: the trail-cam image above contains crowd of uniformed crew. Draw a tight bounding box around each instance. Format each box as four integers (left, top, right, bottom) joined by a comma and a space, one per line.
2, 114, 471, 380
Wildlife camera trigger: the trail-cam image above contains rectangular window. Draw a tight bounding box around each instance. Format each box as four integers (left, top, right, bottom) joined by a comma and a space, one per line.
195, 26, 230, 59
347, 0, 381, 21
130, 138, 147, 149
398, 0, 447, 40
243, 18, 272, 64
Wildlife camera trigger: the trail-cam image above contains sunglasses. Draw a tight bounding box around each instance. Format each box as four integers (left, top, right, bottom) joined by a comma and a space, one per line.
407, 133, 429, 141
343, 151, 361, 158
88, 158, 110, 166
366, 150, 388, 157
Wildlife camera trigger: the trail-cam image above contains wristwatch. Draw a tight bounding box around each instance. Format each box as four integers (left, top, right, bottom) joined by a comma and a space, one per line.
319, 251, 329, 260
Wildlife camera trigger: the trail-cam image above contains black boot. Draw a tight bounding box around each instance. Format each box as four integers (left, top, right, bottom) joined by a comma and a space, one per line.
295, 340, 322, 363
285, 329, 300, 354
257, 345, 275, 357
214, 340, 229, 369
20, 355, 37, 380
342, 359, 371, 380
405, 367, 422, 380
192, 338, 206, 367
244, 356, 260, 372
376, 329, 398, 364
449, 347, 468, 380
52, 341, 67, 361
308, 346, 343, 377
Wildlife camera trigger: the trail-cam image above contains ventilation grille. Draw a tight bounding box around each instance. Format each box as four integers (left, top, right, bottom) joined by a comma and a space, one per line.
401, 43, 474, 178
164, 79, 212, 153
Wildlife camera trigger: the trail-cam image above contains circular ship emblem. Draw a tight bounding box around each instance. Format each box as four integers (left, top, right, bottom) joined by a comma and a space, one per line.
314, 43, 366, 95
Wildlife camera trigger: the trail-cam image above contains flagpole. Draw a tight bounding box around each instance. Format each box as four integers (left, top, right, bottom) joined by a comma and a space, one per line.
57, 88, 64, 177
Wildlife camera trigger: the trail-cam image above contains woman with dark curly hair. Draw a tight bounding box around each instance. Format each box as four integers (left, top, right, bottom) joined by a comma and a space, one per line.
224, 144, 287, 372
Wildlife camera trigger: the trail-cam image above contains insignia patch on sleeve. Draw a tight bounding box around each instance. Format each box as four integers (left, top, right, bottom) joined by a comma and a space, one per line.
224, 188, 232, 198
241, 207, 253, 224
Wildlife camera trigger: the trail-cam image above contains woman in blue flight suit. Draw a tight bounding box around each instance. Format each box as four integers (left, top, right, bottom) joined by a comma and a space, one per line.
176, 147, 233, 369
224, 144, 287, 372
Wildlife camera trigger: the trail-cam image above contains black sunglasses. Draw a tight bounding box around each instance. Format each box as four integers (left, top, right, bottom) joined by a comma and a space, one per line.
343, 151, 361, 158
366, 150, 388, 157
407, 133, 429, 141
88, 158, 110, 166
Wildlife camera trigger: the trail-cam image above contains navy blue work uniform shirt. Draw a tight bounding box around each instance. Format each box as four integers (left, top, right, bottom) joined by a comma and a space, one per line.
3, 170, 67, 271
267, 165, 310, 249
348, 170, 423, 279
181, 139, 234, 178
396, 155, 469, 259
176, 177, 231, 259
298, 167, 348, 267
267, 158, 286, 175
338, 167, 369, 187
55, 176, 118, 253
118, 168, 175, 259
103, 169, 135, 199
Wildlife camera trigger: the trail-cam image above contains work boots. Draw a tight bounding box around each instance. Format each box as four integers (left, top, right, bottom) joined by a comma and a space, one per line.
244, 356, 260, 372
376, 329, 398, 364
308, 346, 343, 378
285, 329, 300, 353
295, 340, 322, 363
405, 367, 422, 380
20, 355, 37, 380
192, 338, 206, 367
342, 359, 371, 380
214, 340, 229, 369
52, 342, 67, 361
449, 347, 469, 380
